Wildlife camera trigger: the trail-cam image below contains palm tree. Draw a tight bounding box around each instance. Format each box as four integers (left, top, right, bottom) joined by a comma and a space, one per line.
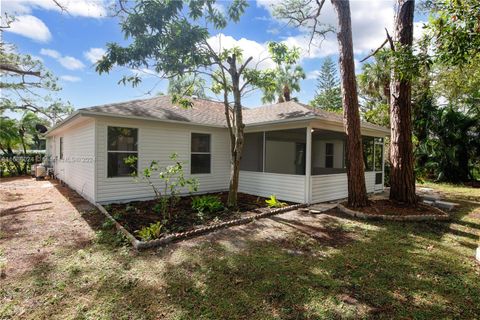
261, 42, 306, 104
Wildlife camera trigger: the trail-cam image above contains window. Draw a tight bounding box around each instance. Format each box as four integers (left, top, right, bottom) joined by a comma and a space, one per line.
59, 137, 64, 160
107, 127, 138, 177
191, 133, 211, 174
325, 143, 334, 168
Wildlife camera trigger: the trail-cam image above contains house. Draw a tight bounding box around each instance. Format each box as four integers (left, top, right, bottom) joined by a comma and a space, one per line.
45, 95, 389, 204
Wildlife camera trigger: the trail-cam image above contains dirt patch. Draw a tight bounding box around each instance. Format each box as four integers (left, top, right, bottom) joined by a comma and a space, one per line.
270, 215, 355, 247
0, 176, 101, 278
107, 192, 286, 239
343, 199, 446, 216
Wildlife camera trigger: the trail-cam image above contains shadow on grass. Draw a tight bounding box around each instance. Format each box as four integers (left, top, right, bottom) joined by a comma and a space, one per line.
2, 179, 480, 319
157, 207, 480, 319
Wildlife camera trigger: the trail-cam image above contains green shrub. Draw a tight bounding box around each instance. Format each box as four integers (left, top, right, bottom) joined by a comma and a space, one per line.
265, 195, 287, 208
125, 153, 198, 220
152, 203, 163, 214
192, 195, 224, 214
136, 222, 163, 241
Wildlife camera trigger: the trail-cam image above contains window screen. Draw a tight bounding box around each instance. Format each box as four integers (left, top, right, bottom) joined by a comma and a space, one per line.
107, 127, 138, 177
374, 138, 383, 171
191, 133, 211, 174
363, 137, 374, 171
240, 132, 264, 172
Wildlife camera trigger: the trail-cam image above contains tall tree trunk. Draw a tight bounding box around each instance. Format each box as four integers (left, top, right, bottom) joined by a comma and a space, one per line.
389, 0, 417, 204
331, 0, 369, 207
226, 55, 245, 208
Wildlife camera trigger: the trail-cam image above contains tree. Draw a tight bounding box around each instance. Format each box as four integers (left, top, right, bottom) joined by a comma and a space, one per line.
274, 0, 369, 207
0, 44, 72, 124
167, 74, 207, 99
389, 0, 417, 205
425, 0, 480, 66
97, 0, 275, 208
310, 57, 342, 113
331, 0, 369, 207
260, 42, 305, 104
357, 50, 391, 126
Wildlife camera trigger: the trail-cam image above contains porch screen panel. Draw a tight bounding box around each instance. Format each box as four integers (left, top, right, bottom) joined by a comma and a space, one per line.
311, 130, 346, 175
363, 136, 374, 171
264, 128, 306, 175
240, 132, 264, 172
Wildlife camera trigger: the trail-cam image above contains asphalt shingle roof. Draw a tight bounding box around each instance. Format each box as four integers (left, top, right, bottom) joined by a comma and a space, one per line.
82, 95, 227, 126
79, 95, 388, 132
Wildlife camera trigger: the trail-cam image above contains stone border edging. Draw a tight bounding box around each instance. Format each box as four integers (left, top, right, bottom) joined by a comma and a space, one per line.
95, 203, 306, 250
337, 203, 451, 221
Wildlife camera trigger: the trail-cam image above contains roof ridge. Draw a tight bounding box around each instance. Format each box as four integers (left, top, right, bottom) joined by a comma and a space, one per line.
81, 95, 167, 111
81, 95, 226, 112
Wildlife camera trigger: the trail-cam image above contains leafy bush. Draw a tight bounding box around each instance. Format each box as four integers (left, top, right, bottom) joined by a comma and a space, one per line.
136, 222, 163, 241
265, 195, 287, 208
125, 153, 198, 220
192, 195, 224, 214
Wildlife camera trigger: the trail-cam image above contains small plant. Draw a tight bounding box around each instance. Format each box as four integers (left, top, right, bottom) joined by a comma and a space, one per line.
125, 153, 198, 220
102, 218, 115, 229
192, 195, 224, 214
112, 212, 123, 221
125, 204, 135, 212
136, 221, 163, 241
265, 195, 287, 208
152, 203, 163, 214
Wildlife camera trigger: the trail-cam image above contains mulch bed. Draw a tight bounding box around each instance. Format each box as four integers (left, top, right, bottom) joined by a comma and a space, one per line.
106, 192, 289, 239
344, 199, 445, 216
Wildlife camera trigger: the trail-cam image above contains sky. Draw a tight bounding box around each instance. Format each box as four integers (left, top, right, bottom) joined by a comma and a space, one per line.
2, 0, 428, 110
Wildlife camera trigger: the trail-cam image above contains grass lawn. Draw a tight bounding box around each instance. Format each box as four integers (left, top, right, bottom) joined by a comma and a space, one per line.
1, 183, 479, 319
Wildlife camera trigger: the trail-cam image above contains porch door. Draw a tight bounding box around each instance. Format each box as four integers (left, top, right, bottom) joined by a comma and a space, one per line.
374, 138, 384, 191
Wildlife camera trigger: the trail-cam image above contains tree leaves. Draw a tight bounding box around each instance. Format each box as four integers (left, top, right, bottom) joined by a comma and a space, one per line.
426, 0, 480, 66
258, 42, 305, 104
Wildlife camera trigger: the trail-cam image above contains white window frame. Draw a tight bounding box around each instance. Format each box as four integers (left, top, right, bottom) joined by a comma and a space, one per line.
107, 126, 139, 178
325, 142, 334, 168
190, 132, 211, 175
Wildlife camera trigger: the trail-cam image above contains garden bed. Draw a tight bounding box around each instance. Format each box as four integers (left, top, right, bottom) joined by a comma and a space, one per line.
103, 192, 296, 243
337, 199, 451, 221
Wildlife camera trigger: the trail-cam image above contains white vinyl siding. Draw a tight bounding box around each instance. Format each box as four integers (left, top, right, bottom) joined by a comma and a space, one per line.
239, 171, 306, 203
52, 119, 96, 202
310, 171, 380, 203
95, 117, 230, 203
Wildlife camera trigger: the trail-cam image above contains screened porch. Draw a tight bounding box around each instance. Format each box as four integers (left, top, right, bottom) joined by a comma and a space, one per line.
238, 127, 385, 203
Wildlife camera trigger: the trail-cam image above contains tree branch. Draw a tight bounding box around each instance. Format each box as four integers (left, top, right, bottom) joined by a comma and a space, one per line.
360, 38, 388, 62
385, 28, 395, 51
0, 64, 41, 77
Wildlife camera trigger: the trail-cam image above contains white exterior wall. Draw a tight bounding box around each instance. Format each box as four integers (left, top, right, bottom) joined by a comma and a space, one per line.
238, 171, 306, 203
51, 119, 96, 202
310, 171, 382, 203
95, 117, 230, 203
